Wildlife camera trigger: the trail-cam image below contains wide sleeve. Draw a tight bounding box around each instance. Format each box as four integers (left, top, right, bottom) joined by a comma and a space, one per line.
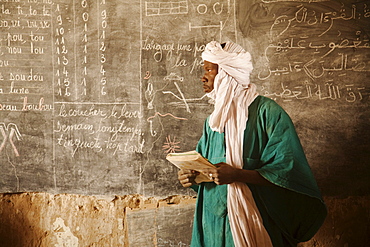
250, 99, 327, 243
256, 103, 322, 199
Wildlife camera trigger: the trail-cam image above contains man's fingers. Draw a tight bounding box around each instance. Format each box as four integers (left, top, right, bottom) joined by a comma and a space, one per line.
203, 168, 218, 180
178, 172, 193, 179
181, 181, 193, 187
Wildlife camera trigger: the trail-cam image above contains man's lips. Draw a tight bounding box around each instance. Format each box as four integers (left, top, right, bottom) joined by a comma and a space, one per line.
203, 86, 212, 93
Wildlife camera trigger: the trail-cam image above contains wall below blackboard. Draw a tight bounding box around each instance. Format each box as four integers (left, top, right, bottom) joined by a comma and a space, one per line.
0, 192, 369, 247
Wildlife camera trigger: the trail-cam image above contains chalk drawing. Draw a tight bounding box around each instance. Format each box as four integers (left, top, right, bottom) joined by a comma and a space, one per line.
145, 0, 188, 16
147, 112, 188, 121
164, 72, 184, 82
0, 123, 22, 193
162, 135, 181, 153
189, 21, 224, 41
145, 82, 155, 109
162, 72, 190, 112
173, 81, 191, 112
0, 123, 21, 157
162, 89, 209, 110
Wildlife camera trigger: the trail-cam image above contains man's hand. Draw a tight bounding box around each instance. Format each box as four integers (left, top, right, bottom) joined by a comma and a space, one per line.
178, 169, 199, 187
205, 162, 273, 186
204, 162, 239, 185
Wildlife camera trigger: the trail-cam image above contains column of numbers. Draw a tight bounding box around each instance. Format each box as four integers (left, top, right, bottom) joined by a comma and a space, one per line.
80, 0, 89, 97
54, 3, 71, 99
99, 0, 107, 96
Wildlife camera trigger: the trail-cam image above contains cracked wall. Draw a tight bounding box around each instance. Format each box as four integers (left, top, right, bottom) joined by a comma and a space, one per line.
0, 193, 196, 247
0, 193, 369, 247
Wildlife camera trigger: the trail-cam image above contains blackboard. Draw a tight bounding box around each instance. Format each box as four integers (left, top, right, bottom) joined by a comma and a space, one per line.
0, 0, 369, 197
239, 0, 370, 196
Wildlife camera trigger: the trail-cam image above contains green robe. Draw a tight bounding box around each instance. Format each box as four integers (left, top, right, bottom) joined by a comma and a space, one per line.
190, 96, 327, 247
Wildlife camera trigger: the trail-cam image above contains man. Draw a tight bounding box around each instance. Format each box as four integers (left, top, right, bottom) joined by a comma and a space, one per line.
178, 41, 327, 247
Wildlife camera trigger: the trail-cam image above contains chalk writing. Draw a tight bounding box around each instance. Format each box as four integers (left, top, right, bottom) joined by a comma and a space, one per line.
80, 0, 89, 97
22, 97, 52, 111
263, 38, 370, 59
55, 103, 144, 157
9, 81, 30, 94
99, 0, 108, 96
0, 0, 270, 199
0, 0, 52, 122
0, 103, 17, 111
55, 131, 145, 157
9, 69, 44, 81
270, 4, 370, 39
142, 1, 237, 185
142, 37, 175, 62
148, 119, 157, 136
259, 52, 369, 81
56, 134, 103, 157
144, 71, 152, 79
253, 1, 370, 110
195, 1, 231, 15
54, 2, 72, 98
58, 104, 106, 118
141, 39, 209, 67
262, 82, 367, 103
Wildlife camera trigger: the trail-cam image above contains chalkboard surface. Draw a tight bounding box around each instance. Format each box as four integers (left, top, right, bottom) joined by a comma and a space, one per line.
0, 0, 369, 197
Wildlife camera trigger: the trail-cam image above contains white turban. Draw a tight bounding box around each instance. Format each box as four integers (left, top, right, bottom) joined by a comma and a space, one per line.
201, 41, 257, 133
202, 41, 253, 86
202, 41, 272, 247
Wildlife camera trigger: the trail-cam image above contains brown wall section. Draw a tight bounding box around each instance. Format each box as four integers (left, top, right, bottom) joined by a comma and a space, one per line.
0, 193, 369, 247
0, 192, 196, 247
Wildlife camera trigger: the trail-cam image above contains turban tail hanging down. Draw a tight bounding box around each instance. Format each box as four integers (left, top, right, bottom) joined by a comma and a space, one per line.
202, 41, 273, 247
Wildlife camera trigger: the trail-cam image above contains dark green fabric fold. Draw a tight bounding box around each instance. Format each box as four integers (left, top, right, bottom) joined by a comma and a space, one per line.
190, 96, 327, 247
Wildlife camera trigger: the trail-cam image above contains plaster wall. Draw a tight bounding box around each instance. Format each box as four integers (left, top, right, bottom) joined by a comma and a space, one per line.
0, 193, 369, 247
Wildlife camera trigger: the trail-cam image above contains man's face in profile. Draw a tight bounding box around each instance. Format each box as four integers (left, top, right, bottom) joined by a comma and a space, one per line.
201, 60, 218, 93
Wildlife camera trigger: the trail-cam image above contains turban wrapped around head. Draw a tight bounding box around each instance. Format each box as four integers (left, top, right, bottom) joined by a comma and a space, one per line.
202, 41, 253, 86
201, 41, 258, 133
